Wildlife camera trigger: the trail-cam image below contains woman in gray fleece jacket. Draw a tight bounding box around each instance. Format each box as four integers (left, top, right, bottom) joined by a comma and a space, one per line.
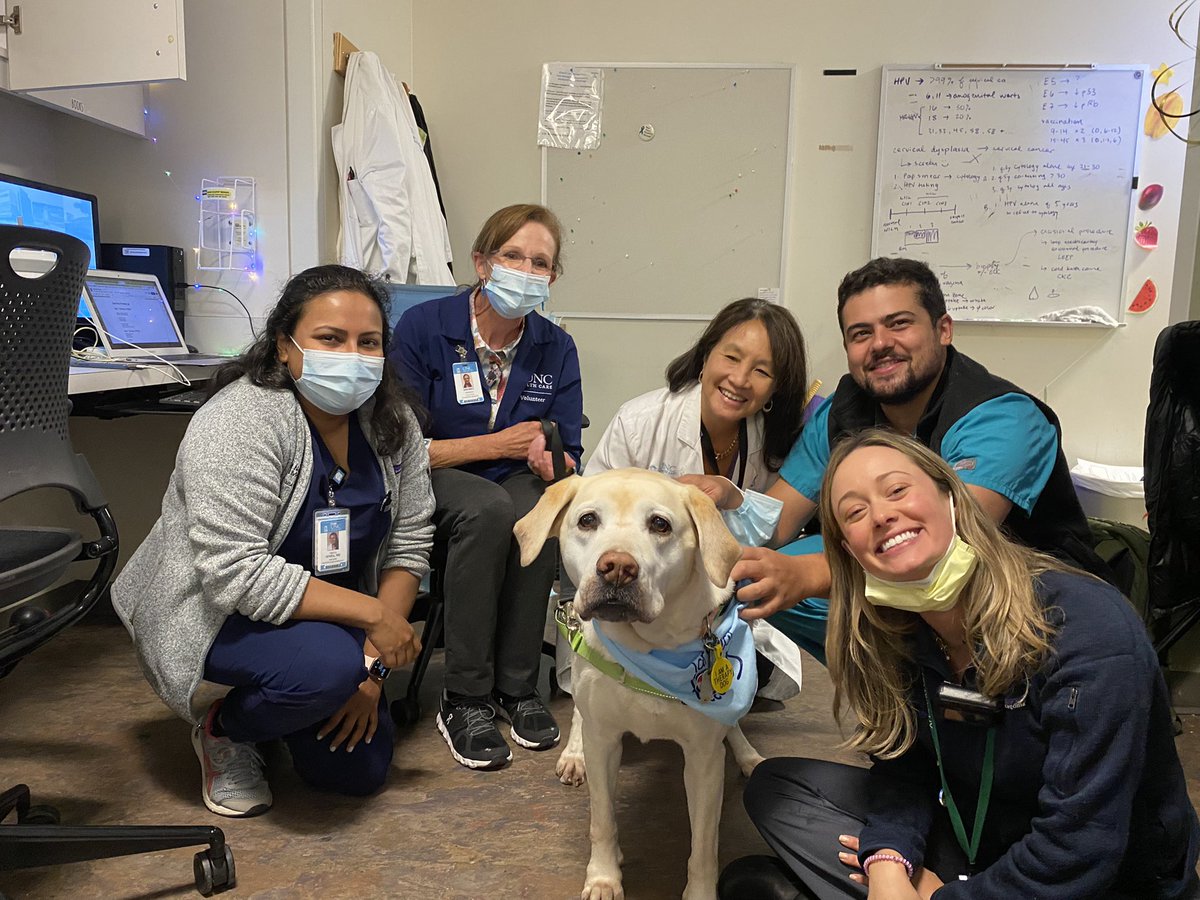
112, 266, 434, 817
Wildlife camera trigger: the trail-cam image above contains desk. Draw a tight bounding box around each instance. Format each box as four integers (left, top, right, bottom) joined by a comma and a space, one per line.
68, 363, 217, 417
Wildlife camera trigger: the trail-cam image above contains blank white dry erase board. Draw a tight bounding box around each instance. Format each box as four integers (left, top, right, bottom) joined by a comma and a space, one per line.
543, 64, 793, 320
871, 65, 1147, 325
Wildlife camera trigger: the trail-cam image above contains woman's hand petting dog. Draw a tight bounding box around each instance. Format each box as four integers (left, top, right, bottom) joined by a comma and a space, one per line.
733, 548, 828, 619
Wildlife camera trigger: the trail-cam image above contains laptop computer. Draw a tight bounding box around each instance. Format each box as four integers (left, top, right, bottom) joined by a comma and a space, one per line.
81, 270, 232, 366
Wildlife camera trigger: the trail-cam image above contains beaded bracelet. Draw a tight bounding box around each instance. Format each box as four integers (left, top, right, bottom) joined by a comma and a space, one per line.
862, 852, 915, 879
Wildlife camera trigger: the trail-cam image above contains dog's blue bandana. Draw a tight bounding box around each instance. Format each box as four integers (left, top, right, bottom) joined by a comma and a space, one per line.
591, 600, 758, 726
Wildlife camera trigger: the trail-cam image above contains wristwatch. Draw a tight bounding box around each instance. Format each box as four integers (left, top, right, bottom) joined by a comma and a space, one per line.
367, 657, 390, 685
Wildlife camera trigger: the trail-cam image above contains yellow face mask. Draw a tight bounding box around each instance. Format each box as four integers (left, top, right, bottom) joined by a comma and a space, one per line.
853, 495, 979, 614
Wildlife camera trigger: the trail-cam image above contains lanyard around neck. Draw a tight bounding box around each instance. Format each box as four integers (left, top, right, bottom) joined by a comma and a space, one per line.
921, 674, 996, 869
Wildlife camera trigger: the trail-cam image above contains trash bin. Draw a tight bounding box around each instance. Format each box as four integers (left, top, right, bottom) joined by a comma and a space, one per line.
1070, 458, 1146, 528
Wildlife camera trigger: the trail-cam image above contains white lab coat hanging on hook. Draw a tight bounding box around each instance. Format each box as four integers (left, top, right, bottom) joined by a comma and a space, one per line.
333, 51, 454, 287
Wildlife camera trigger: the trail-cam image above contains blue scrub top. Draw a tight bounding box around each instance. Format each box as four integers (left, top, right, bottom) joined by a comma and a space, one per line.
277, 415, 389, 592
781, 393, 1056, 515
389, 289, 584, 484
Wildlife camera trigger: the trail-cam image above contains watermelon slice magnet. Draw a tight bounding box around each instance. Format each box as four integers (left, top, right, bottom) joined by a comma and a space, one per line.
1129, 279, 1157, 314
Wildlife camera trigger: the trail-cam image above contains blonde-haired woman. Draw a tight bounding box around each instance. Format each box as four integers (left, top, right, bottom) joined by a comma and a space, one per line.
721, 430, 1198, 900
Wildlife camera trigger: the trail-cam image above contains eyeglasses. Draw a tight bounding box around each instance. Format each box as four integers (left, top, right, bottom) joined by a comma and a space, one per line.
492, 248, 554, 276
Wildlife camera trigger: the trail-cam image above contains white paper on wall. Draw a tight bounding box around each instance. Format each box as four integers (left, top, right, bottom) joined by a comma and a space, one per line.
538, 64, 603, 150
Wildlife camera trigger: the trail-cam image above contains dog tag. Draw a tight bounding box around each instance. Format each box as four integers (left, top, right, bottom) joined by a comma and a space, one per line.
710, 641, 735, 695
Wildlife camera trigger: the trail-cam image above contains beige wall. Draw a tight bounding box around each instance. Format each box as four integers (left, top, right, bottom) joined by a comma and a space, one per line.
0, 91, 61, 180
411, 0, 1193, 473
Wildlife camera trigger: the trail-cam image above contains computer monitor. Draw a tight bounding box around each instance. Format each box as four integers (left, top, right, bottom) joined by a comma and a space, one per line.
0, 171, 100, 318
384, 283, 458, 333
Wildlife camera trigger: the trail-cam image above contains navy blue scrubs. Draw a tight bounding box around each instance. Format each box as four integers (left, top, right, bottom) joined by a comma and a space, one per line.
204, 416, 396, 796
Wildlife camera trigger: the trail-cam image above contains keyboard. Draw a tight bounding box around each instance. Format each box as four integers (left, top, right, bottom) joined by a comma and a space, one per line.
160, 389, 210, 409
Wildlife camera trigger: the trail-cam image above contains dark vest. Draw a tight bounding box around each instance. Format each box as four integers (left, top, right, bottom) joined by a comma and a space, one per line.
827, 347, 1112, 582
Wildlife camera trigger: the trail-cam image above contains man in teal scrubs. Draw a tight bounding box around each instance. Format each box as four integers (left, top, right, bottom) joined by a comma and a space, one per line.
730, 257, 1109, 662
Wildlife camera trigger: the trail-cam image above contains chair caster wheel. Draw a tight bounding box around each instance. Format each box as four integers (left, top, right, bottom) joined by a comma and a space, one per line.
193, 845, 235, 896
390, 696, 421, 726
21, 804, 60, 825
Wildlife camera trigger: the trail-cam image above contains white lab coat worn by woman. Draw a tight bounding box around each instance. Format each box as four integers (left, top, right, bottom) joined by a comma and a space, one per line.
333, 51, 454, 287
590, 382, 772, 483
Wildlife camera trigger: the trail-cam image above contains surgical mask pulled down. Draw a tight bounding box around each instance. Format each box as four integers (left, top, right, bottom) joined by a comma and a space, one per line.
850, 495, 979, 614
483, 262, 550, 319
289, 337, 384, 416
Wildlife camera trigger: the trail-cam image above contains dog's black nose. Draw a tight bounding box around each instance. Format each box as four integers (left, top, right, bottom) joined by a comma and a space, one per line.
596, 551, 639, 587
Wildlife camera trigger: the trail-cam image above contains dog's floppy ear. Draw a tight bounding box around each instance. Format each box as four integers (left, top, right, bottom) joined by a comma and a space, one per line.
681, 485, 743, 587
514, 475, 583, 566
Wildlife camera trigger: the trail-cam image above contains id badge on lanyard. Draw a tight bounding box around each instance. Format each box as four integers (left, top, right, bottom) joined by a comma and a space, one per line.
453, 361, 485, 405
314, 466, 350, 575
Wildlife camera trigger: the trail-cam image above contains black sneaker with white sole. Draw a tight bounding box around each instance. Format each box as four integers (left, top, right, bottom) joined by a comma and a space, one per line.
494, 691, 560, 750
436, 693, 512, 770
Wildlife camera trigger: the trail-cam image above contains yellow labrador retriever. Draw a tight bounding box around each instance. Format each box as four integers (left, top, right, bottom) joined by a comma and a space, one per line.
515, 468, 764, 900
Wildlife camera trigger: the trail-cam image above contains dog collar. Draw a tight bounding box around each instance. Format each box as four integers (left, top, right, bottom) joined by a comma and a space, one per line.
555, 602, 678, 702
699, 593, 734, 638
555, 597, 757, 724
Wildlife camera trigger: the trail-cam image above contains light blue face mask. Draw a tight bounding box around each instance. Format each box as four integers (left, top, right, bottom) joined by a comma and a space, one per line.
289, 337, 384, 416
722, 489, 785, 547
483, 262, 550, 319
591, 600, 758, 726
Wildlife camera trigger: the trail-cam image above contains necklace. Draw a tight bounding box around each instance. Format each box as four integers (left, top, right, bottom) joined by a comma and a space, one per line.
932, 630, 970, 670
932, 631, 954, 662
713, 433, 739, 461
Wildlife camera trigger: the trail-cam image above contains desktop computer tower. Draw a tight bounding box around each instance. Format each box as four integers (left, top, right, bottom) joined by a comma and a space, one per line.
100, 243, 187, 336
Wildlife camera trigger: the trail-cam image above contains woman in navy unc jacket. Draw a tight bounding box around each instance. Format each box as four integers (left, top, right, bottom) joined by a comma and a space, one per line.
723, 428, 1199, 900
389, 204, 583, 771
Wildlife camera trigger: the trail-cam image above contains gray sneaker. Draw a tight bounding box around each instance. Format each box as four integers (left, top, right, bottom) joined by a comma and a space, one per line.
436, 693, 512, 770
494, 691, 560, 750
191, 701, 272, 817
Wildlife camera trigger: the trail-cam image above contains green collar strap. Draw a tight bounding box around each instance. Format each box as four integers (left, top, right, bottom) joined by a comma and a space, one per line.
555, 602, 678, 703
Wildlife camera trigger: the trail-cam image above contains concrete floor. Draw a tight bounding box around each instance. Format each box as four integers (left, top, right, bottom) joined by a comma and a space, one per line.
2, 623, 1198, 900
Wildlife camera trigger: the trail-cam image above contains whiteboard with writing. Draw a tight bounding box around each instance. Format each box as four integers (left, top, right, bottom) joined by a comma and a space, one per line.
872, 66, 1146, 325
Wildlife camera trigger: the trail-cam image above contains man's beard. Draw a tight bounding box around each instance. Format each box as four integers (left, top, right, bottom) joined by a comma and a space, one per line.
860, 353, 941, 406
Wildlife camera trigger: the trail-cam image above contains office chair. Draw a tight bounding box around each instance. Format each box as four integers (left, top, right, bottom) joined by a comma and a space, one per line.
0, 225, 234, 896
390, 565, 446, 726
1144, 320, 1200, 661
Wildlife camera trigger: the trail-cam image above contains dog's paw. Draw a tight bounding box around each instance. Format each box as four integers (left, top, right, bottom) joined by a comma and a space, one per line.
581, 877, 624, 900
556, 750, 587, 786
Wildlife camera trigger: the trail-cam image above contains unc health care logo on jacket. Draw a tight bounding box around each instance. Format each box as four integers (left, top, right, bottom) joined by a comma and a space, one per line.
520, 372, 554, 404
